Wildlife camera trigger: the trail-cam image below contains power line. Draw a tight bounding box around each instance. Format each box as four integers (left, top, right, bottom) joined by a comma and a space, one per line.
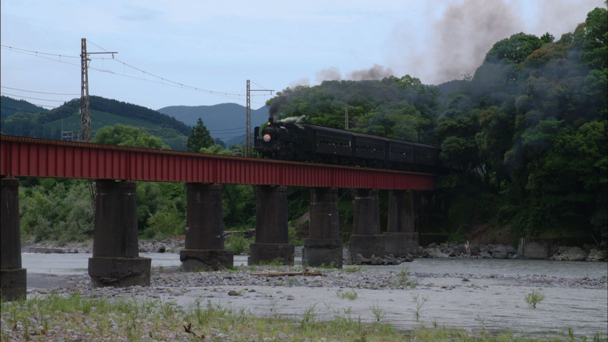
0, 45, 79, 58
1, 86, 79, 96
1, 92, 70, 103
2, 44, 268, 106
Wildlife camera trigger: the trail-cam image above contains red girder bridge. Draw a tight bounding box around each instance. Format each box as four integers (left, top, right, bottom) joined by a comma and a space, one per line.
0, 135, 436, 189
0, 135, 437, 299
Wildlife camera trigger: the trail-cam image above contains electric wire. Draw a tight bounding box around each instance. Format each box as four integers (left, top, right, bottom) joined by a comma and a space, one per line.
0, 86, 80, 96
1, 92, 71, 103
2, 45, 268, 105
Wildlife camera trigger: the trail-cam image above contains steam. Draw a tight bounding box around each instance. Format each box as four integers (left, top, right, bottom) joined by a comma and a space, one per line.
315, 67, 342, 83
314, 64, 395, 83
425, 0, 522, 84
268, 93, 291, 119
393, 0, 604, 84
347, 64, 394, 81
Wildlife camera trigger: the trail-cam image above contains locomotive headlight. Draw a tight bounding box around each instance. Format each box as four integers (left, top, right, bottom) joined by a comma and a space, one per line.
263, 134, 271, 142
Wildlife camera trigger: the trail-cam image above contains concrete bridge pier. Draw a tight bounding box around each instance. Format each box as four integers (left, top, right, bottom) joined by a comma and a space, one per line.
1, 178, 27, 301
88, 180, 151, 287
180, 183, 233, 271
249, 186, 294, 265
348, 189, 385, 260
303, 188, 342, 268
384, 190, 418, 256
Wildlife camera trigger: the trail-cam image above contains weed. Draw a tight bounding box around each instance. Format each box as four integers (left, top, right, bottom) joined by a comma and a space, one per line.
370, 302, 386, 322
393, 266, 418, 289
412, 293, 427, 322
344, 266, 362, 273
524, 289, 546, 308
300, 303, 317, 329
337, 289, 358, 300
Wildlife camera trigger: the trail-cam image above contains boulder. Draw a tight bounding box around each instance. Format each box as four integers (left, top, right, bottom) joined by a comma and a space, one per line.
489, 245, 508, 259
469, 244, 481, 256
586, 249, 606, 262
422, 248, 443, 258
551, 247, 586, 261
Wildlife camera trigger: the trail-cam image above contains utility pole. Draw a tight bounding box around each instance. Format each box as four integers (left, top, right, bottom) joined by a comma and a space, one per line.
345, 103, 349, 130
246, 80, 273, 157
80, 38, 117, 142
80, 38, 117, 210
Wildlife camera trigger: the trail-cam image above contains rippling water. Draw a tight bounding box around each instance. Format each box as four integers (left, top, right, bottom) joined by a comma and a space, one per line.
22, 252, 607, 278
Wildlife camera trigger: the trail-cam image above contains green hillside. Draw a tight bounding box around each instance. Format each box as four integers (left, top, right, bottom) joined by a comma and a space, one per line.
1, 96, 189, 150
1, 95, 49, 120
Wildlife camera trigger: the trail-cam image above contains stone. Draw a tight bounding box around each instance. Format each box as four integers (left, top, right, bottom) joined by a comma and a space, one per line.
180, 249, 234, 272
469, 244, 481, 256
551, 247, 587, 261
228, 290, 240, 296
421, 248, 442, 258
355, 254, 370, 265
586, 249, 606, 262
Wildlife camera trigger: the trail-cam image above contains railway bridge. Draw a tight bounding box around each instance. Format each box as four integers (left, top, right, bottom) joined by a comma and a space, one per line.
1, 135, 438, 300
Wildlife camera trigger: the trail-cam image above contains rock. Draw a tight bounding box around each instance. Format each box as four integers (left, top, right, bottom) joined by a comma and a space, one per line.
552, 247, 586, 261
403, 254, 414, 262
158, 246, 166, 253
489, 245, 508, 259
422, 248, 442, 258
586, 249, 606, 262
286, 295, 295, 300
370, 255, 384, 265
469, 244, 481, 256
355, 254, 370, 265
386, 255, 401, 265
228, 290, 240, 296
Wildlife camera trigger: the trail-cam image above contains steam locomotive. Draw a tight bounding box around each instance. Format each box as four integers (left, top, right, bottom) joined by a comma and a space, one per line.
254, 118, 442, 172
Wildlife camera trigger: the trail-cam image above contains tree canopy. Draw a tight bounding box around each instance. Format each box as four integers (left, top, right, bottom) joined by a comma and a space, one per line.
93, 124, 168, 149
187, 118, 214, 152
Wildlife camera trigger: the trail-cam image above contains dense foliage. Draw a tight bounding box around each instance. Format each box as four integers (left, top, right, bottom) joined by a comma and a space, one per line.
187, 118, 214, 152
1, 96, 189, 150
1, 96, 49, 120
269, 7, 607, 240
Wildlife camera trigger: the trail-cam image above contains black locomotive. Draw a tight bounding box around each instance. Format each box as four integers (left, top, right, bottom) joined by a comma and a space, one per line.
254, 118, 442, 172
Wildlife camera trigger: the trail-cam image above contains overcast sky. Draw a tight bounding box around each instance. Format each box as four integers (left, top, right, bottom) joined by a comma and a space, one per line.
1, 0, 603, 112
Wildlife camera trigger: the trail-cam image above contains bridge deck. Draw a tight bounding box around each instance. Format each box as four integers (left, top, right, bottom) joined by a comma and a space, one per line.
1, 135, 436, 190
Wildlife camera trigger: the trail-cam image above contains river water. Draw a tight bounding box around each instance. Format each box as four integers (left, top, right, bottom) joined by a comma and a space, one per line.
21, 252, 608, 279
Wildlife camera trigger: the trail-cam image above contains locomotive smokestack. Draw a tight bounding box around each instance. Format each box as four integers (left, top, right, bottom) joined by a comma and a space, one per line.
268, 117, 274, 123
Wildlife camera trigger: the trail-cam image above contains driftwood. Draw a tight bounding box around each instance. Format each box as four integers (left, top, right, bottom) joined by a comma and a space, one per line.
251, 269, 323, 277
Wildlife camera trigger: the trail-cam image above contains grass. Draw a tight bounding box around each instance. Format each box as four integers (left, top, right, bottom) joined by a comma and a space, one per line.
337, 288, 359, 300
524, 289, 546, 308
393, 266, 419, 289
1, 294, 605, 341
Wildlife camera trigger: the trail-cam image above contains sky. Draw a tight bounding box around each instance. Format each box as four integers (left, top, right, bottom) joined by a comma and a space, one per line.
1, 0, 604, 112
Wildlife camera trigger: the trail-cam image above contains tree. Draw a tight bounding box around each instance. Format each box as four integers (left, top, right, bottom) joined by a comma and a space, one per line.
92, 124, 168, 149
187, 118, 213, 152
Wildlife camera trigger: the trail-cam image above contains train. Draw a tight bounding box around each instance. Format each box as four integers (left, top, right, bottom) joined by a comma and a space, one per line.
254, 118, 443, 172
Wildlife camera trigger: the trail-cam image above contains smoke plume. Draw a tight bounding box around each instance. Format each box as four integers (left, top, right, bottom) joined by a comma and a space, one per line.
346, 64, 394, 81
268, 93, 291, 119
314, 64, 395, 83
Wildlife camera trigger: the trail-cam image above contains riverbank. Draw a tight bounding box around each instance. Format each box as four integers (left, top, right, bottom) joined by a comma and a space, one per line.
8, 256, 608, 340
21, 237, 608, 263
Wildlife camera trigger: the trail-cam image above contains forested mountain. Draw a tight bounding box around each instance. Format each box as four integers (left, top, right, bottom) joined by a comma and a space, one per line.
270, 7, 607, 240
158, 103, 269, 143
1, 95, 49, 120
1, 96, 191, 150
